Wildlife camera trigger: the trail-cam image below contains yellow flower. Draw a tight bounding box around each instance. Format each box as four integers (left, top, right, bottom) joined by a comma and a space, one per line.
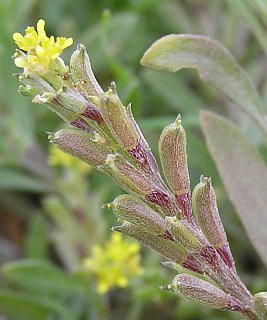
13, 19, 73, 74
48, 144, 91, 174
84, 233, 143, 294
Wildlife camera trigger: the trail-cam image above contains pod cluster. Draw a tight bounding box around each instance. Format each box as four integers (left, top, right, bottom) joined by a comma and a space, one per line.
16, 44, 264, 319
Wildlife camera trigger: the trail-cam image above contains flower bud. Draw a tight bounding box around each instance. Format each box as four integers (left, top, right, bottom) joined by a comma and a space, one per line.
49, 129, 110, 167
171, 274, 243, 311
103, 154, 180, 216
158, 116, 192, 222
99, 83, 139, 150
254, 292, 267, 319
165, 216, 206, 252
70, 44, 103, 96
113, 223, 187, 264
192, 176, 235, 270
108, 194, 169, 237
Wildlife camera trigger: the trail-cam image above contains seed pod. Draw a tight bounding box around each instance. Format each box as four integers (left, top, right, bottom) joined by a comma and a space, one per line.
113, 222, 187, 264
171, 274, 243, 311
158, 116, 192, 221
165, 216, 206, 251
49, 129, 110, 167
17, 73, 55, 98
253, 292, 267, 319
33, 87, 87, 122
192, 176, 235, 270
125, 105, 161, 175
99, 83, 139, 150
109, 194, 169, 236
103, 154, 180, 216
70, 44, 103, 96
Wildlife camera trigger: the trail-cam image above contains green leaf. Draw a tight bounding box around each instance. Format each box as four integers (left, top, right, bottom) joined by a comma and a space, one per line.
141, 34, 267, 134
0, 168, 52, 192
0, 288, 76, 320
2, 259, 84, 296
24, 214, 49, 259
200, 111, 267, 267
226, 0, 267, 57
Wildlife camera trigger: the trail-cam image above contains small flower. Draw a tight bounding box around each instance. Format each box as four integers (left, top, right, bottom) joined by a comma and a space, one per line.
83, 232, 143, 294
13, 19, 73, 74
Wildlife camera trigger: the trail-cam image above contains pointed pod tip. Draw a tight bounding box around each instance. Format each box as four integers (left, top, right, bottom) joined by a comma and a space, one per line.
102, 202, 113, 210
77, 43, 85, 51
199, 175, 211, 187
111, 225, 124, 233
126, 103, 132, 111
175, 114, 182, 126
109, 81, 117, 94
160, 284, 173, 291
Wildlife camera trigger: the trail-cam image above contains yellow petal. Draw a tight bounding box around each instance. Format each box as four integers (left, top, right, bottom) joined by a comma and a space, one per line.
37, 19, 46, 40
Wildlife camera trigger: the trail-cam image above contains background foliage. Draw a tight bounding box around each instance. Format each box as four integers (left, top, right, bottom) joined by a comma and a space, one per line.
0, 0, 267, 319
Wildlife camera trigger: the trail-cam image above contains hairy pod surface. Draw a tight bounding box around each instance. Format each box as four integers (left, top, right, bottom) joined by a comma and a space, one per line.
99, 83, 139, 150
70, 44, 103, 96
165, 216, 206, 251
158, 116, 193, 222
192, 176, 235, 269
171, 274, 243, 311
113, 223, 187, 264
110, 194, 169, 236
49, 129, 110, 167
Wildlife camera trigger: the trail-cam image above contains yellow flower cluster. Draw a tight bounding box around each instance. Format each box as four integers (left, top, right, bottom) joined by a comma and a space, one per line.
84, 233, 143, 294
13, 19, 73, 74
48, 145, 91, 174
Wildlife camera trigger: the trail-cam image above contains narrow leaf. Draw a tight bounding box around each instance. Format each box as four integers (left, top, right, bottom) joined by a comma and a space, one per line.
2, 259, 84, 295
141, 34, 267, 134
200, 111, 267, 267
0, 288, 76, 320
0, 168, 52, 192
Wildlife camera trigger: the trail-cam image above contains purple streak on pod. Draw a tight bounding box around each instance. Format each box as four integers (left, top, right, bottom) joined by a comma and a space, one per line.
192, 176, 236, 271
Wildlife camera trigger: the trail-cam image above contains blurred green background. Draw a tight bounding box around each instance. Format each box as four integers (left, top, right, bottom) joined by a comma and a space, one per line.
0, 0, 267, 319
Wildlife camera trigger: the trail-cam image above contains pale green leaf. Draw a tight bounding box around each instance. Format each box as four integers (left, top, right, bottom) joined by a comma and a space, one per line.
200, 111, 267, 267
2, 259, 84, 296
0, 288, 76, 320
0, 168, 52, 192
141, 34, 267, 134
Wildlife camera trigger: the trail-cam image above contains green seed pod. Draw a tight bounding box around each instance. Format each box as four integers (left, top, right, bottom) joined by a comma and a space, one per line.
104, 154, 154, 196
158, 115, 190, 197
171, 274, 243, 311
254, 292, 267, 319
70, 44, 103, 96
192, 176, 235, 270
33, 87, 87, 123
99, 83, 139, 150
103, 154, 180, 216
113, 222, 187, 264
165, 216, 206, 251
109, 194, 168, 236
49, 129, 110, 167
17, 73, 55, 99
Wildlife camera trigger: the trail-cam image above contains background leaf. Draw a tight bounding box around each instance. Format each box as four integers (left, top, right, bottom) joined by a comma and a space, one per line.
2, 259, 84, 296
200, 111, 267, 267
141, 34, 267, 135
0, 168, 52, 192
0, 288, 77, 320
